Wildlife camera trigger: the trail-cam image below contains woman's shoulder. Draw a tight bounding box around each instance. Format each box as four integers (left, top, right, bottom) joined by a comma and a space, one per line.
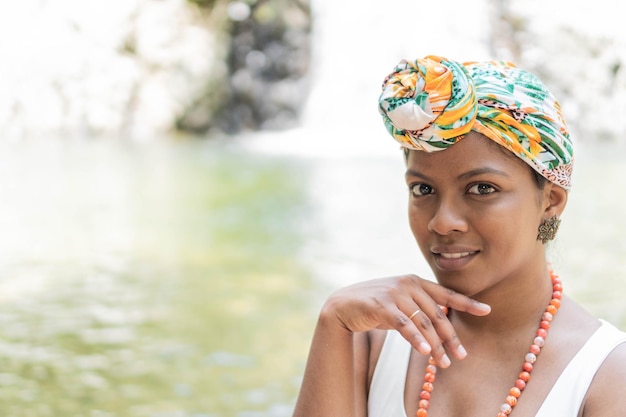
557, 297, 626, 416
580, 332, 626, 416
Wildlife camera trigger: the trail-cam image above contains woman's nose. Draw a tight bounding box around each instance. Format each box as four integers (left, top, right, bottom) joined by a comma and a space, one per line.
427, 198, 469, 236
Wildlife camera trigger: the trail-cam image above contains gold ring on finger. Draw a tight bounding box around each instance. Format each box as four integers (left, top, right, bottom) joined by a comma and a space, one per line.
409, 309, 421, 320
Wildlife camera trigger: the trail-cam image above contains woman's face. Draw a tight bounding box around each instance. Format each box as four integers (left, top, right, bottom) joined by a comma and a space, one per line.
405, 132, 548, 297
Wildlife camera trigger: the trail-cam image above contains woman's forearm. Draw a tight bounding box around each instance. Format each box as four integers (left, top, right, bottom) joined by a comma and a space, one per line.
293, 306, 357, 417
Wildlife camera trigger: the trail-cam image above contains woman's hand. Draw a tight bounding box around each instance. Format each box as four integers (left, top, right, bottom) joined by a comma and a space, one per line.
321, 274, 491, 367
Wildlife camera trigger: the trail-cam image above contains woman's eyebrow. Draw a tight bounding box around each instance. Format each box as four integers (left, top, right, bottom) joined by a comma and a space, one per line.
405, 167, 511, 181
404, 169, 432, 181
457, 167, 512, 180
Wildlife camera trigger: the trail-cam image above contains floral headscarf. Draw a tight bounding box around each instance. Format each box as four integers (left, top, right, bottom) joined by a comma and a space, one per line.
378, 55, 574, 189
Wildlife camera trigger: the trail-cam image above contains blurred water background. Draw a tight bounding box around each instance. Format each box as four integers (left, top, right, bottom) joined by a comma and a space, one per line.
0, 1, 625, 416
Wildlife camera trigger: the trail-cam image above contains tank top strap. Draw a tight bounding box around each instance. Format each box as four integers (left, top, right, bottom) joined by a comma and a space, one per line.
368, 330, 412, 417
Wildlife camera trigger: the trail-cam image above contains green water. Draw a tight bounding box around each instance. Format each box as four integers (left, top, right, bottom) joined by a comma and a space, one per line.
0, 139, 324, 417
0, 138, 624, 417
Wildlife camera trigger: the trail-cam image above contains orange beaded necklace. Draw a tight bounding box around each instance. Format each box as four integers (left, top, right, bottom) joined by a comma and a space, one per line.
416, 270, 563, 417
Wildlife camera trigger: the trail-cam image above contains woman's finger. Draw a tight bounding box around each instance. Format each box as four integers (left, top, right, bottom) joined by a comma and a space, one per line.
399, 301, 455, 367
419, 278, 491, 316
397, 276, 492, 366
380, 306, 434, 356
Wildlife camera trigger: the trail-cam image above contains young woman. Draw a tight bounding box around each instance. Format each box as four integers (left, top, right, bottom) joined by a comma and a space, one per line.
292, 56, 626, 417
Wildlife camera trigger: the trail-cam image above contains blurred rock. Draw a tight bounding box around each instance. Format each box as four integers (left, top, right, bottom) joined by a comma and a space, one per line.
177, 0, 312, 135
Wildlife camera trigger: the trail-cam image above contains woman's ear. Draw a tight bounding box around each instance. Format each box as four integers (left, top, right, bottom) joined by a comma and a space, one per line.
542, 183, 568, 218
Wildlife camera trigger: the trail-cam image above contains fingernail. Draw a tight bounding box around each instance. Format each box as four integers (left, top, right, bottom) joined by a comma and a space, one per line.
419, 342, 431, 354
441, 354, 451, 368
457, 344, 467, 358
478, 303, 492, 313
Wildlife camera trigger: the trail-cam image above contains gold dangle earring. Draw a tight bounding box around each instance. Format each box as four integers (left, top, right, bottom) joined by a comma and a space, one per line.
537, 215, 561, 244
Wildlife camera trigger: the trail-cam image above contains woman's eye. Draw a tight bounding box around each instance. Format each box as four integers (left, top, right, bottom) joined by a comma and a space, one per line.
468, 183, 496, 195
409, 183, 434, 197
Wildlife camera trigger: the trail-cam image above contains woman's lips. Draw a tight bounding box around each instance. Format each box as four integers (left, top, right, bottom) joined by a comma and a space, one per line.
438, 251, 475, 259
431, 248, 479, 270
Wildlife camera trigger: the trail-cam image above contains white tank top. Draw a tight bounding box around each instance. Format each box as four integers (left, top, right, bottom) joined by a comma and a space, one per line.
368, 320, 626, 417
